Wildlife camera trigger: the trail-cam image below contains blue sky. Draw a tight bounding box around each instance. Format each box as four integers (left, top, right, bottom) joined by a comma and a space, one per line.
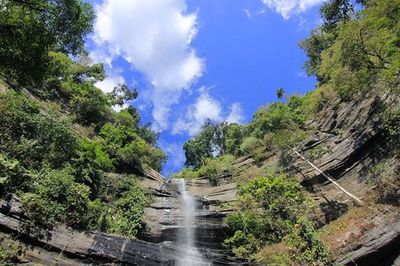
86, 0, 324, 175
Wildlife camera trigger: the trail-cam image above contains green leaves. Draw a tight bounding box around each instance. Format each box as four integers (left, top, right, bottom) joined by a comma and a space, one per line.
224, 175, 313, 259
109, 182, 149, 237
0, 0, 95, 87
0, 92, 78, 170
22, 168, 91, 230
304, 0, 400, 99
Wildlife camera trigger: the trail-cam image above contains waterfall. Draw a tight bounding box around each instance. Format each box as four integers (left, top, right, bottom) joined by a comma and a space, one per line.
176, 179, 209, 266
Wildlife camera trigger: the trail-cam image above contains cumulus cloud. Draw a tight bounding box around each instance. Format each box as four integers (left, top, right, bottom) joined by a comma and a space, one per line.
93, 0, 204, 130
173, 88, 244, 136
95, 74, 125, 93
173, 89, 222, 135
261, 0, 322, 19
226, 103, 244, 124
95, 75, 130, 112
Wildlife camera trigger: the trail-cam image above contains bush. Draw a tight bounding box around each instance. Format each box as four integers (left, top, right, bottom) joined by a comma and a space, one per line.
0, 154, 31, 194
196, 154, 235, 185
287, 217, 332, 265
0, 235, 23, 265
250, 102, 305, 139
224, 175, 313, 259
108, 178, 150, 237
70, 82, 111, 126
317, 0, 400, 99
22, 168, 90, 231
171, 167, 198, 180
172, 154, 235, 185
100, 123, 166, 172
239, 137, 263, 156
73, 138, 114, 197
0, 92, 78, 170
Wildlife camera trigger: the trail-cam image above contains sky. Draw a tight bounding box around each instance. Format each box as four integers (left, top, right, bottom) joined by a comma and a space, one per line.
85, 0, 324, 176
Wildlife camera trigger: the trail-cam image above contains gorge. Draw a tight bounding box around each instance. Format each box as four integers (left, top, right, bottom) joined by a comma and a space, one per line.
1, 0, 400, 265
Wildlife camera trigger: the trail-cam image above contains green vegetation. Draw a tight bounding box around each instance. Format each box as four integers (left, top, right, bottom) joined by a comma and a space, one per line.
0, 0, 165, 240
0, 234, 23, 266
183, 120, 244, 168
173, 154, 235, 185
176, 95, 313, 184
224, 175, 318, 258
303, 0, 400, 99
0, 0, 95, 89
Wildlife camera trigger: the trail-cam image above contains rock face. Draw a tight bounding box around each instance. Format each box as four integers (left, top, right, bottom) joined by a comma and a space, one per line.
0, 195, 242, 265
0, 168, 244, 265
156, 91, 400, 265
140, 176, 240, 264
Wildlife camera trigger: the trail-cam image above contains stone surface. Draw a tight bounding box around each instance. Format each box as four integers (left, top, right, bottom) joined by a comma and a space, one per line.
0, 197, 244, 265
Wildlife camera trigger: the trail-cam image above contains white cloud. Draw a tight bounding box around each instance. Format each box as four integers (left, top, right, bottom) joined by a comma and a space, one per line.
173, 88, 244, 136
173, 89, 222, 135
226, 102, 244, 124
95, 75, 125, 93
261, 0, 322, 19
93, 0, 204, 130
95, 74, 130, 112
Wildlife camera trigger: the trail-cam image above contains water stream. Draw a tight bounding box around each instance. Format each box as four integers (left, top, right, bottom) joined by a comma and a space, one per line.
176, 179, 210, 266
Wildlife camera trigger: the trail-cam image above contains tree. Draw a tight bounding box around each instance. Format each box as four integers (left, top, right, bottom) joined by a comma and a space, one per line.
276, 88, 285, 100
300, 29, 336, 78
320, 0, 354, 31
110, 84, 138, 107
183, 120, 228, 168
0, 0, 95, 88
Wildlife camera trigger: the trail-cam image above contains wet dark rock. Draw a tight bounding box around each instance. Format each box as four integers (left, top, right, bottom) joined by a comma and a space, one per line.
0, 197, 244, 265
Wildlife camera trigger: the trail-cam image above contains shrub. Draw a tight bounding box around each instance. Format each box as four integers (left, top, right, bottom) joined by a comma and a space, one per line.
70, 82, 111, 126
239, 137, 263, 156
22, 168, 90, 231
108, 179, 150, 237
0, 235, 23, 265
171, 167, 198, 180
224, 175, 313, 259
0, 154, 31, 194
100, 123, 166, 172
73, 138, 114, 197
250, 102, 305, 139
317, 0, 400, 99
0, 92, 77, 170
287, 217, 333, 265
196, 154, 235, 185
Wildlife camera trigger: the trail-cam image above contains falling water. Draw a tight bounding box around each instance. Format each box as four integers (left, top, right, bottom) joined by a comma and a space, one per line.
176, 179, 209, 266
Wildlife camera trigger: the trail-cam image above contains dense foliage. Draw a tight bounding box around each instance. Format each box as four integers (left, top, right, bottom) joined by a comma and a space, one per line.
0, 0, 165, 240
0, 0, 95, 88
303, 0, 400, 98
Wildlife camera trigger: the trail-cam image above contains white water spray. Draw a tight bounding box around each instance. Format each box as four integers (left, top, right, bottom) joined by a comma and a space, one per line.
176, 179, 209, 266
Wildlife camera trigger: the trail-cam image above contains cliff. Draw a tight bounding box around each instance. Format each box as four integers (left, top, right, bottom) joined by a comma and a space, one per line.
0, 92, 399, 265
181, 91, 400, 265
